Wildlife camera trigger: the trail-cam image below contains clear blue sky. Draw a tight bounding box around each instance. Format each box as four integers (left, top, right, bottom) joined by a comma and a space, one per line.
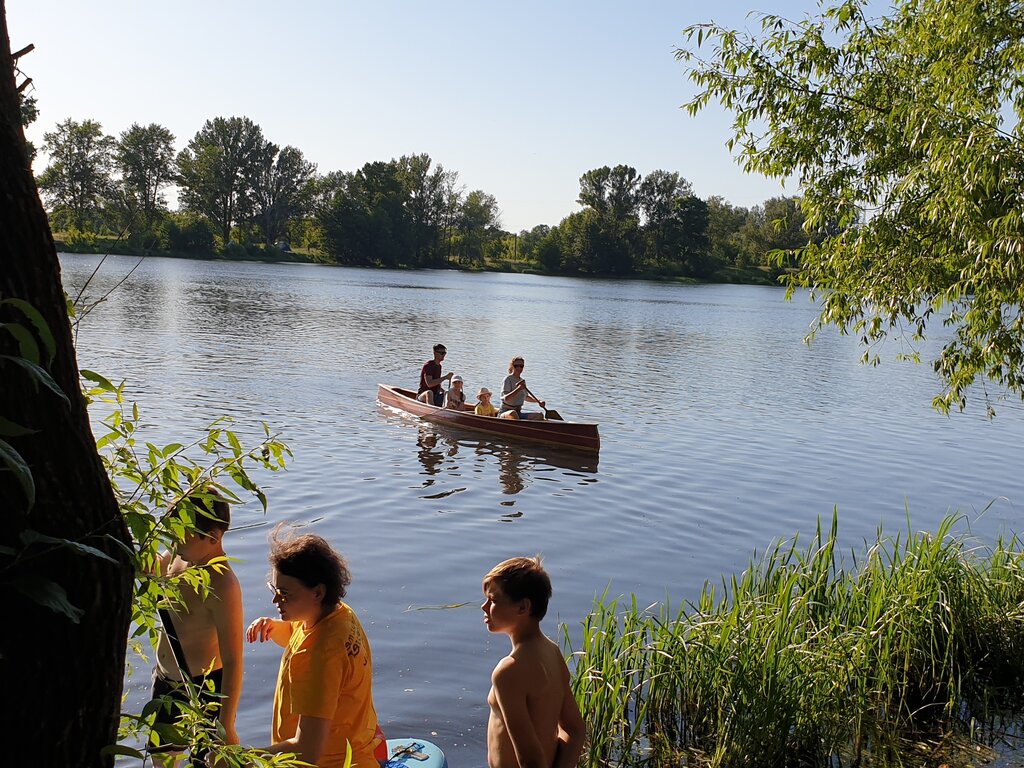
10, 0, 821, 232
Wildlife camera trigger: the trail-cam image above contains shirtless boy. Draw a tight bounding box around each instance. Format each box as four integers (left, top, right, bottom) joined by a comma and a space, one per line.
482, 557, 586, 768
149, 489, 243, 765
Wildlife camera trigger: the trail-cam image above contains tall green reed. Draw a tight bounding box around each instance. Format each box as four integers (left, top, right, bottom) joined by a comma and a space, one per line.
564, 513, 1024, 767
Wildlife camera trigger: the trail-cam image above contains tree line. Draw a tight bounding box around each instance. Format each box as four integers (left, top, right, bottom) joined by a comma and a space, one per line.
32, 111, 820, 278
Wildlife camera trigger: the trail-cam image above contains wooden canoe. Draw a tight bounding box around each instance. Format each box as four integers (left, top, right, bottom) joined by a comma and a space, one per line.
377, 384, 600, 453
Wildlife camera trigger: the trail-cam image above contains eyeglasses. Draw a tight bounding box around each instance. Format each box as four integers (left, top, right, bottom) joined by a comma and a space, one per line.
267, 581, 287, 602
513, 363, 524, 369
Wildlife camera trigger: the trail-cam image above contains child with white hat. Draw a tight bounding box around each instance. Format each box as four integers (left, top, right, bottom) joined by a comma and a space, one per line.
443, 375, 469, 410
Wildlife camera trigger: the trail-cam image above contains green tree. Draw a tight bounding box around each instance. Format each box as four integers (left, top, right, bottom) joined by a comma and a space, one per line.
251, 144, 316, 246
397, 153, 458, 266
672, 195, 713, 276
2, 15, 302, 768
556, 208, 638, 275
679, 0, 1024, 414
637, 170, 711, 273
318, 161, 411, 266
535, 229, 564, 272
575, 165, 642, 274
737, 196, 811, 270
177, 116, 271, 247
1, 13, 132, 765
517, 224, 551, 262
638, 169, 692, 225
452, 189, 501, 266
112, 122, 177, 240
158, 211, 217, 253
36, 117, 115, 231
578, 164, 642, 220
705, 196, 748, 268
19, 91, 36, 162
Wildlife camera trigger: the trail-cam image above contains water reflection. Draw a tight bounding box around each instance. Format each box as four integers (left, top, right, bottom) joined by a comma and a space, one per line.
405, 421, 598, 497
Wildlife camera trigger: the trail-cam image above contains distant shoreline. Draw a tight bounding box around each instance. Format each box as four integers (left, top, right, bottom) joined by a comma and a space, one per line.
54, 238, 780, 287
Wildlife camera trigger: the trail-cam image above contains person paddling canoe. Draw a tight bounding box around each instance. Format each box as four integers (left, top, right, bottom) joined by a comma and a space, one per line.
499, 356, 545, 420
417, 343, 452, 406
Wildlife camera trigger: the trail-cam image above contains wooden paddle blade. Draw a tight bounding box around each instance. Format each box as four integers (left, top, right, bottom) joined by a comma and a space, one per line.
544, 409, 564, 421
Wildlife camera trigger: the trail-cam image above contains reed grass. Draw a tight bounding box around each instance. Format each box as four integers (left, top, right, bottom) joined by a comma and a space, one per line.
564, 513, 1024, 767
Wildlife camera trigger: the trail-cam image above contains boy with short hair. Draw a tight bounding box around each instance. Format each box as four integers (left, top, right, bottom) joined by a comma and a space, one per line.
418, 343, 453, 406
149, 488, 243, 766
481, 557, 586, 768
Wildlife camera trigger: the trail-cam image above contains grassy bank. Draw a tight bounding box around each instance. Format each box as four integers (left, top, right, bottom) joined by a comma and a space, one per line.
52, 232, 324, 264
566, 514, 1024, 767
54, 233, 782, 285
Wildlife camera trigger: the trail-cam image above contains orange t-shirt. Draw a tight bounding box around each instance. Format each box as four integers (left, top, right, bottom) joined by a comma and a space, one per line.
272, 603, 381, 768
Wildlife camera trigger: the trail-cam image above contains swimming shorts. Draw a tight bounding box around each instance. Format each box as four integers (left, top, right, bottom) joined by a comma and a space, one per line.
148, 666, 224, 759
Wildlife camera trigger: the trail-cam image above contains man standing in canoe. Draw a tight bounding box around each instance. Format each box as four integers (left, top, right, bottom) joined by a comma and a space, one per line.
417, 343, 453, 406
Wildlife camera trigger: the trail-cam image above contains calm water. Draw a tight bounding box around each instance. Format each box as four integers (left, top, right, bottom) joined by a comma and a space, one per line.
60, 254, 1024, 765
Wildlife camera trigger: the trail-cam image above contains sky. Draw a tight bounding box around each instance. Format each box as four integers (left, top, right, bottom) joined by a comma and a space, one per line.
8, 0, 824, 232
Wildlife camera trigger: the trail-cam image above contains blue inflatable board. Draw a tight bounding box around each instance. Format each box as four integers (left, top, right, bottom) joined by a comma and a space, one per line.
384, 738, 448, 768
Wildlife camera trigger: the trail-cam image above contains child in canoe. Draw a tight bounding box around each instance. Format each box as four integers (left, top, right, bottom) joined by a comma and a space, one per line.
475, 387, 498, 417
443, 375, 471, 410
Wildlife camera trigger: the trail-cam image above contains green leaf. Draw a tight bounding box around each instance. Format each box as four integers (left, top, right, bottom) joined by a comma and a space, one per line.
10, 576, 84, 622
100, 745, 146, 759
0, 438, 35, 511
20, 530, 119, 564
0, 415, 37, 438
0, 322, 40, 363
0, 355, 70, 405
0, 298, 56, 363
80, 368, 116, 392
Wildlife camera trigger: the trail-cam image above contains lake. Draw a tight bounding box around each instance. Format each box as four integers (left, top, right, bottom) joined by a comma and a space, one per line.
59, 253, 1024, 766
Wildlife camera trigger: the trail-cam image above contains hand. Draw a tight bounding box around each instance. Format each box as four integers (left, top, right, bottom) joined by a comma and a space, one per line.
539, 400, 546, 408
446, 372, 454, 381
246, 616, 277, 643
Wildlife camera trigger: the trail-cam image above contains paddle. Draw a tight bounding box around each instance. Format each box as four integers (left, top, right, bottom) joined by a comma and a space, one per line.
523, 385, 563, 420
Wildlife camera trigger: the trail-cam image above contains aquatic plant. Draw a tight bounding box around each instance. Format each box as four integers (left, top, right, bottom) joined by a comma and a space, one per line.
566, 513, 1024, 767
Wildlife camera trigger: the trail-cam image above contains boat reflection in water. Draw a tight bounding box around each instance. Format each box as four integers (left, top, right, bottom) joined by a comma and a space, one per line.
399, 415, 598, 498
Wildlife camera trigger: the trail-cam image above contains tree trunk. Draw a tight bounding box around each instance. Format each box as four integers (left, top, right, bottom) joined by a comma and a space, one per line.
0, 5, 133, 766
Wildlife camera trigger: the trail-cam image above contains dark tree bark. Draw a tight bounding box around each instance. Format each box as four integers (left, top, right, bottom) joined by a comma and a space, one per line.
1, 4, 133, 767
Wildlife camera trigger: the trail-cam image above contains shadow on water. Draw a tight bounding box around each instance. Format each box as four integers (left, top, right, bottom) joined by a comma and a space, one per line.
379, 406, 599, 497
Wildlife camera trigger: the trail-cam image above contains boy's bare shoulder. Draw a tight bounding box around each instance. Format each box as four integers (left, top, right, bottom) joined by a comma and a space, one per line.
495, 635, 563, 680
491, 651, 535, 690
207, 558, 241, 595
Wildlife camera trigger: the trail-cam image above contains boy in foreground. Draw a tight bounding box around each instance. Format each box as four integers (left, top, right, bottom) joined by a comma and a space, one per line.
482, 557, 586, 768
149, 489, 243, 765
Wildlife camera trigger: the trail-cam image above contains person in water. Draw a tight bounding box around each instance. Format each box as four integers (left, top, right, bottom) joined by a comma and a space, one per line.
246, 527, 385, 768
499, 357, 545, 420
148, 488, 243, 767
482, 556, 586, 768
418, 343, 453, 406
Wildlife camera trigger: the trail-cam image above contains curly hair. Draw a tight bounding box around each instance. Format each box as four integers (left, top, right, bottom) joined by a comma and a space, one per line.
269, 525, 351, 606
507, 356, 525, 374
483, 555, 551, 619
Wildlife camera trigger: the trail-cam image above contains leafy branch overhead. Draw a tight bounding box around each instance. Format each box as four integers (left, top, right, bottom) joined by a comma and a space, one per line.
678, 0, 1024, 415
